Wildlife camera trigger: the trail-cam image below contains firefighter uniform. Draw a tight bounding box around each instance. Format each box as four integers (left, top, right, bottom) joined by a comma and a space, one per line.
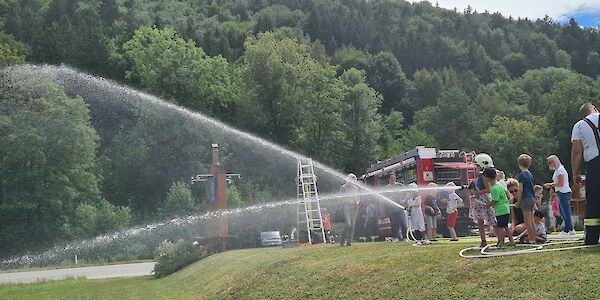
572, 113, 600, 245
584, 156, 600, 244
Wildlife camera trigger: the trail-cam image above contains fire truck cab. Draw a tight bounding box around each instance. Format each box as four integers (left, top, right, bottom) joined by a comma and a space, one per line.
362, 146, 478, 237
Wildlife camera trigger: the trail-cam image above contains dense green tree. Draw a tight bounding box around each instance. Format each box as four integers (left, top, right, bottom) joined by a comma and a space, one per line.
586, 51, 600, 77
254, 5, 307, 33
541, 75, 600, 170
159, 181, 197, 218
99, 112, 209, 219
119, 26, 237, 118
291, 65, 347, 167
481, 116, 557, 180
340, 68, 382, 173
366, 52, 408, 114
378, 110, 438, 158
414, 87, 477, 149
502, 52, 529, 78
331, 47, 372, 74
237, 32, 322, 144
0, 31, 29, 65
42, 0, 114, 74
477, 81, 530, 122
0, 68, 128, 255
2, 0, 48, 63
228, 184, 243, 208
72, 201, 132, 237
515, 67, 578, 112
411, 69, 443, 109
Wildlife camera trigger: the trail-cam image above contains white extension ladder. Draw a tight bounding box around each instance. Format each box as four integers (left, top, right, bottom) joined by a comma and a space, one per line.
297, 158, 325, 244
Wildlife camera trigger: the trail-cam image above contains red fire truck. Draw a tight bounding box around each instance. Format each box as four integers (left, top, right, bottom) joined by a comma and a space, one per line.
362, 146, 478, 237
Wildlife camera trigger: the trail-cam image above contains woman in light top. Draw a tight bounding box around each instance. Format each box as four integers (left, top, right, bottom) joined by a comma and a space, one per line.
544, 155, 575, 236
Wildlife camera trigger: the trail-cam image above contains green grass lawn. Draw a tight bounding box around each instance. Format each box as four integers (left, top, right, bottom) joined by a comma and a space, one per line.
1, 241, 599, 299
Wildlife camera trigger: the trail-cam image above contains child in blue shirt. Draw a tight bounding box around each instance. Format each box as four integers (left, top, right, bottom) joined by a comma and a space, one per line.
516, 154, 537, 244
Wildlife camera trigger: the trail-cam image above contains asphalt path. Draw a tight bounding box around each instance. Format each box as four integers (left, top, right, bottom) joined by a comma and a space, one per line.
0, 262, 155, 284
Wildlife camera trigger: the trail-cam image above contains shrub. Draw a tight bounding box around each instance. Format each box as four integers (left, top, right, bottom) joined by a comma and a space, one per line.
153, 240, 203, 278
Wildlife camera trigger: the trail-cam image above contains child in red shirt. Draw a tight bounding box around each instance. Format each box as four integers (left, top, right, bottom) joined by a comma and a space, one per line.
322, 208, 333, 243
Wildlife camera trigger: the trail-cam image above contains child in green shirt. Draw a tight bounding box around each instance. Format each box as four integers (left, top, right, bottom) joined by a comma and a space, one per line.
482, 168, 514, 247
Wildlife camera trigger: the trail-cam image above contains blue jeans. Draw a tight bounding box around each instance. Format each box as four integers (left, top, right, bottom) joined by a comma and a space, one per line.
557, 192, 573, 232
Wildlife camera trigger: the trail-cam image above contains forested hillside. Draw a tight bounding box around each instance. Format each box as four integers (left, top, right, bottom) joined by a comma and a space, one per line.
2, 0, 600, 255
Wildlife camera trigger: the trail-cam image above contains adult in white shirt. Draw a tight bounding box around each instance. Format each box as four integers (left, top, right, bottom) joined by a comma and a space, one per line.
543, 155, 574, 235
571, 103, 600, 245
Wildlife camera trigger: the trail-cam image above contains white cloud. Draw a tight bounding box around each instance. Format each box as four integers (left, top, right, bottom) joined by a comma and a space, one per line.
414, 0, 600, 22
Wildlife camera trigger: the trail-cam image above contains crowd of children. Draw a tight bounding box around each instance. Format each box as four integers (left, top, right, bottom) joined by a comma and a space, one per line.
465, 153, 572, 248
328, 152, 575, 247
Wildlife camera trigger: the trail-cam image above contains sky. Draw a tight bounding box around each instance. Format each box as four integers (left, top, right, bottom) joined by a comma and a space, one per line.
415, 1, 600, 27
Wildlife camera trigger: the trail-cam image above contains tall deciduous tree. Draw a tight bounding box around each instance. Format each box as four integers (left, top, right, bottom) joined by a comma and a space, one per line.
366, 51, 408, 114
481, 116, 557, 179
0, 68, 129, 256
0, 31, 29, 66
120, 26, 237, 118
159, 181, 196, 218
414, 87, 477, 149
340, 68, 382, 173
541, 75, 600, 169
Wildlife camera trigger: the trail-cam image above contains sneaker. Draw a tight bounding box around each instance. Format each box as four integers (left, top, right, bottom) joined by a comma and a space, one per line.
568, 230, 577, 235
450, 239, 459, 242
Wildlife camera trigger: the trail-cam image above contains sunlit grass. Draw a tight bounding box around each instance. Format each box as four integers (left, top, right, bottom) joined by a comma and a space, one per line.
1, 241, 599, 299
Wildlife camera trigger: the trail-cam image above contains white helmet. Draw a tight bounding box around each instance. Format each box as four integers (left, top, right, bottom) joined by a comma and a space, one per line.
408, 183, 419, 195
474, 153, 495, 168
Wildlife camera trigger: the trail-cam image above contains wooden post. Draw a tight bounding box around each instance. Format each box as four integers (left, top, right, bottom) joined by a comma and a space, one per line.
208, 144, 228, 252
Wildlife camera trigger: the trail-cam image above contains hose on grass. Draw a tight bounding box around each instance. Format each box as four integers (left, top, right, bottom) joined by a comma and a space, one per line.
459, 239, 600, 258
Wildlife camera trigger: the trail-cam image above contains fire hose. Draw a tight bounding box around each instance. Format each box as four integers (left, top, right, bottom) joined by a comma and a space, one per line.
459, 237, 600, 258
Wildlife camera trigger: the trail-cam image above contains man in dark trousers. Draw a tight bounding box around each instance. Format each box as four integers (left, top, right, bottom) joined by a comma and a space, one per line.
339, 173, 360, 246
571, 103, 600, 245
386, 174, 408, 241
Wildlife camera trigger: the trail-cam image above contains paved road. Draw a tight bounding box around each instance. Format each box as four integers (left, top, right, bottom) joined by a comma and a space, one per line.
0, 262, 155, 284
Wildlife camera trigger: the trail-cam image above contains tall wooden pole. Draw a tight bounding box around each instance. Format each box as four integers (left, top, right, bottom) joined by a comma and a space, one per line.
208, 144, 228, 252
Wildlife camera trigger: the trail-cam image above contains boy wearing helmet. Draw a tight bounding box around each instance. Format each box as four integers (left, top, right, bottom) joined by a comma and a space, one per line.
469, 153, 497, 249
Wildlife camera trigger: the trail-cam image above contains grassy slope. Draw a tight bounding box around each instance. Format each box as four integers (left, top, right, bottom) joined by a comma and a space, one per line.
1, 242, 599, 299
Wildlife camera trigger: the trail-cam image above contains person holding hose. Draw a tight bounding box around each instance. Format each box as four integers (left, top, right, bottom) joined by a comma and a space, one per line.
339, 173, 360, 246
385, 174, 408, 241
571, 103, 600, 245
543, 155, 575, 236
